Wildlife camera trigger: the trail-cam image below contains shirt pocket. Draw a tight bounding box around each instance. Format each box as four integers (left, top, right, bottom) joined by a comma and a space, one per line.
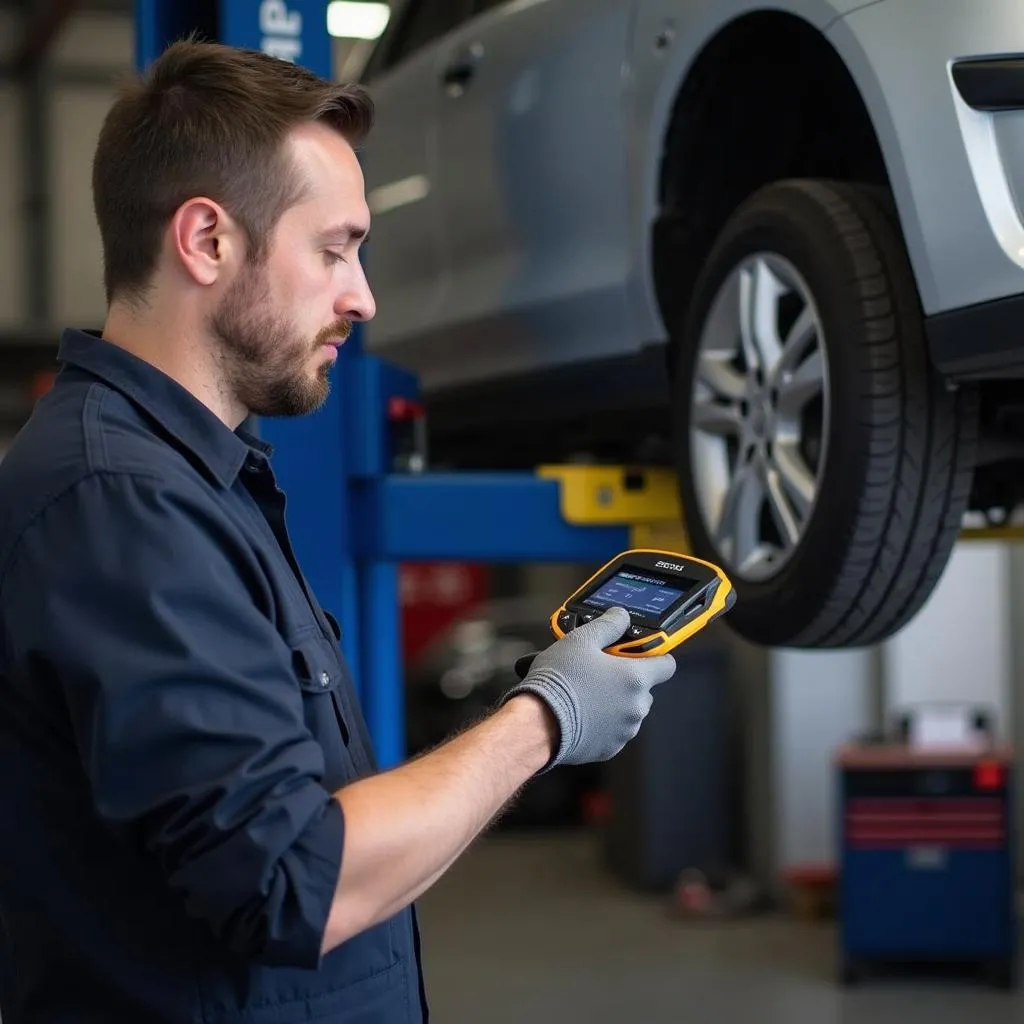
317, 611, 377, 776
288, 627, 356, 791
322, 609, 344, 646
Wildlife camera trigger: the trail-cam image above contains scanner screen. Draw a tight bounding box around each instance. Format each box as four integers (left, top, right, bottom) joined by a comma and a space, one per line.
583, 570, 697, 619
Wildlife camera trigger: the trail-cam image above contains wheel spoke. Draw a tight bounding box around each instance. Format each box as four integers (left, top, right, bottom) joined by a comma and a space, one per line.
771, 440, 816, 518
753, 261, 786, 376
714, 461, 765, 570
777, 349, 824, 417
776, 305, 818, 379
764, 464, 802, 549
737, 267, 762, 376
739, 259, 785, 379
692, 396, 744, 436
696, 351, 748, 401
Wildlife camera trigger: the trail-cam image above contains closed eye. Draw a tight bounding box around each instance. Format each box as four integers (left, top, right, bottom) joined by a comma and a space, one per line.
325, 250, 346, 266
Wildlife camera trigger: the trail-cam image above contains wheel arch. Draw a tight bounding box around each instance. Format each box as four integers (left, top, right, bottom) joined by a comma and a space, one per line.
647, 10, 894, 371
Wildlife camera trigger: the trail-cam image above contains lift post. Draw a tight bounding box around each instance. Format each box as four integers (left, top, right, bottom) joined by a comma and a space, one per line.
135, 0, 688, 768
338, 319, 688, 765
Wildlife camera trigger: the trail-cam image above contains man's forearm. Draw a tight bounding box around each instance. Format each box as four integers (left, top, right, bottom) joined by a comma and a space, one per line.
320, 693, 556, 953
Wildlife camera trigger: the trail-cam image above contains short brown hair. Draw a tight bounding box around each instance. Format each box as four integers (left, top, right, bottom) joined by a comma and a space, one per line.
92, 37, 374, 305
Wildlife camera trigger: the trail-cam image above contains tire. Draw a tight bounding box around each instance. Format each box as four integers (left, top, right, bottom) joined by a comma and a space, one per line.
672, 179, 978, 648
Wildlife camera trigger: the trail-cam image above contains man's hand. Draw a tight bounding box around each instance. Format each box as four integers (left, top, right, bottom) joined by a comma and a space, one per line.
501, 606, 677, 769
324, 683, 562, 951
321, 606, 676, 954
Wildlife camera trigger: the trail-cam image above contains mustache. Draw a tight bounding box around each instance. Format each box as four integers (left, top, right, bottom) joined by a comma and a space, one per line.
315, 320, 353, 347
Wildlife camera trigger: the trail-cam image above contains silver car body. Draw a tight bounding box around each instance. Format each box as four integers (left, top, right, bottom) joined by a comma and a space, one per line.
360, 0, 1024, 393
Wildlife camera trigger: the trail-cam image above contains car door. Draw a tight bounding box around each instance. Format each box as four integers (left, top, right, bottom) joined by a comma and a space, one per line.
358, 0, 476, 359
425, 0, 641, 391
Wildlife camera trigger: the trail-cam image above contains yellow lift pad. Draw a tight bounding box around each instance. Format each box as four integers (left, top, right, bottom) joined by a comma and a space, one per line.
537, 464, 690, 552
537, 464, 1024, 549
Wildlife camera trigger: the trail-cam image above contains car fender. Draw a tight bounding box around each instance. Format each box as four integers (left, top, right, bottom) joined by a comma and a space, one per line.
826, 0, 1024, 316
623, 0, 884, 341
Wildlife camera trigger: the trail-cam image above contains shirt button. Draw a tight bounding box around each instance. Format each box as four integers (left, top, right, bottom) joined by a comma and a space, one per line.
319, 671, 331, 687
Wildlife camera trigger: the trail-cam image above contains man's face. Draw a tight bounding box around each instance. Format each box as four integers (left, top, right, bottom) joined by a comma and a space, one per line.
210, 123, 375, 418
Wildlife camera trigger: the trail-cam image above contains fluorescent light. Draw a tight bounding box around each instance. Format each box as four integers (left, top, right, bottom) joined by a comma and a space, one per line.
368, 174, 430, 215
327, 1, 390, 40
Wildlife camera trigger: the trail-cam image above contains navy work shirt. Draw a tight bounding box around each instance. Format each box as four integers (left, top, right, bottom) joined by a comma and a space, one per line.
0, 329, 427, 1023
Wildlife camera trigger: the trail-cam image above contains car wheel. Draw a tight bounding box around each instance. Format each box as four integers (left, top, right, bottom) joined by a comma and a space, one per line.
672, 179, 978, 648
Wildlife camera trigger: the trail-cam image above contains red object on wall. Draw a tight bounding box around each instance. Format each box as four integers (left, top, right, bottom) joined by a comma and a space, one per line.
974, 761, 1005, 791
400, 562, 489, 663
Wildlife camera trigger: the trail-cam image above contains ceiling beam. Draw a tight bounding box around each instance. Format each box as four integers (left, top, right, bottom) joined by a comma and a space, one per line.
10, 0, 81, 77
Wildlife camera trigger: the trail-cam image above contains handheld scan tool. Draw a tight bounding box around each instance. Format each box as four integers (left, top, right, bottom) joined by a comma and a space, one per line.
552, 549, 736, 657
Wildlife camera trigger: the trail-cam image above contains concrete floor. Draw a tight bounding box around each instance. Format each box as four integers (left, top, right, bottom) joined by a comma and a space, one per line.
416, 830, 1023, 1024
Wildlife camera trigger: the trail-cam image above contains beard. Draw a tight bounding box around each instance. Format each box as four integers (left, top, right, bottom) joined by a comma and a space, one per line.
209, 262, 351, 418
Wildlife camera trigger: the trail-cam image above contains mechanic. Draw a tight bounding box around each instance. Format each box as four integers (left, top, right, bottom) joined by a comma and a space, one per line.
0, 40, 677, 1023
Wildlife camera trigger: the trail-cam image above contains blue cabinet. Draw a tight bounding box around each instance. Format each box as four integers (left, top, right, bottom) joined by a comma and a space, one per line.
835, 746, 1017, 987
842, 848, 1013, 956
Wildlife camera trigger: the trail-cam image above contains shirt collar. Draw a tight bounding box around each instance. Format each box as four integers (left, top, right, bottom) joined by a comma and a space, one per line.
56, 328, 272, 487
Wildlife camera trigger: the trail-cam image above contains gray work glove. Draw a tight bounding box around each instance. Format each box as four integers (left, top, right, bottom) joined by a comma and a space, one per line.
500, 606, 677, 770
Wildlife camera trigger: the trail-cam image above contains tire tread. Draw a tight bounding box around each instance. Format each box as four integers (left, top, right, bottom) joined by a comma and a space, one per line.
788, 180, 977, 646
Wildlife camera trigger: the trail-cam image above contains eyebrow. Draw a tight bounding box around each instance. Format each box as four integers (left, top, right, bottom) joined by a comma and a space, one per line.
318, 222, 370, 245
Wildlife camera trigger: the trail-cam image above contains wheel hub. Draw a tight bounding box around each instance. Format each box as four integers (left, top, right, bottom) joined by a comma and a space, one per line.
688, 253, 831, 583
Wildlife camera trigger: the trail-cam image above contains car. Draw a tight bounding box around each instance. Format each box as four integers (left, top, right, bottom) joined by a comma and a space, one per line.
356, 0, 1024, 649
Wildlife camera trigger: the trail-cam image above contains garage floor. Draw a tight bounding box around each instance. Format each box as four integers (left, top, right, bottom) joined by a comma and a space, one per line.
416, 830, 1023, 1024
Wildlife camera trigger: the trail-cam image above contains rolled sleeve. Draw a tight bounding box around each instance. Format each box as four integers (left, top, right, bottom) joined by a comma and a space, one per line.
2, 471, 343, 967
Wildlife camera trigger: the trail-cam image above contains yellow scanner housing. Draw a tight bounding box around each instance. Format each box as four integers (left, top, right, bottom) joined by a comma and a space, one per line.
549, 548, 736, 657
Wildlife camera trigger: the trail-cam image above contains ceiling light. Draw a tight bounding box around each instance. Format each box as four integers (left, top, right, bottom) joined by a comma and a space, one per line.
327, 1, 391, 40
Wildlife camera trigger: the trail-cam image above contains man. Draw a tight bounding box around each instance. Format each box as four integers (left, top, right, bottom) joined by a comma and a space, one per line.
0, 41, 677, 1023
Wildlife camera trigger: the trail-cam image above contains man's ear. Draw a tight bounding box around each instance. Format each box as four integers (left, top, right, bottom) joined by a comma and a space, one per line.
169, 197, 243, 286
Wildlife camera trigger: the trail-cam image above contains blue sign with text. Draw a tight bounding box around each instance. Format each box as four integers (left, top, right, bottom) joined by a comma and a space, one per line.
136, 0, 332, 79
219, 0, 332, 78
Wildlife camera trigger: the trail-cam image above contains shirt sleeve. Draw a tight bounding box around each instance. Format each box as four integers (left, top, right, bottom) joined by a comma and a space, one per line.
2, 470, 344, 969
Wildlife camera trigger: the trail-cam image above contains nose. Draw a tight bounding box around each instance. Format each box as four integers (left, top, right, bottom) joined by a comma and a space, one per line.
337, 262, 376, 323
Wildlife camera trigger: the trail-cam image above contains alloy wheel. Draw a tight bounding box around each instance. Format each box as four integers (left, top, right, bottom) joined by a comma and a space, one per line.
689, 253, 830, 582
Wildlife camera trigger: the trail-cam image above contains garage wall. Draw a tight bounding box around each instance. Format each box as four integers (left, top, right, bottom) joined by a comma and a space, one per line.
0, 11, 368, 334
51, 82, 126, 326
0, 8, 24, 330
0, 75, 23, 331
0, 10, 133, 331
771, 648, 875, 871
882, 542, 1012, 737
49, 9, 137, 326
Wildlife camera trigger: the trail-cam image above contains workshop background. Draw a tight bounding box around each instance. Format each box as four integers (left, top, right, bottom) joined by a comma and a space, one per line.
2, 2, 1024, 1022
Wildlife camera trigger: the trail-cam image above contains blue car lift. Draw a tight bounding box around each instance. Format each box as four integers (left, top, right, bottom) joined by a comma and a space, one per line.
135, 0, 688, 770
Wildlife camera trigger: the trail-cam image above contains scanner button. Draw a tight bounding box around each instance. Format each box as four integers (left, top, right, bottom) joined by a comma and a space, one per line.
578, 611, 596, 624
627, 625, 651, 640
557, 611, 575, 632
